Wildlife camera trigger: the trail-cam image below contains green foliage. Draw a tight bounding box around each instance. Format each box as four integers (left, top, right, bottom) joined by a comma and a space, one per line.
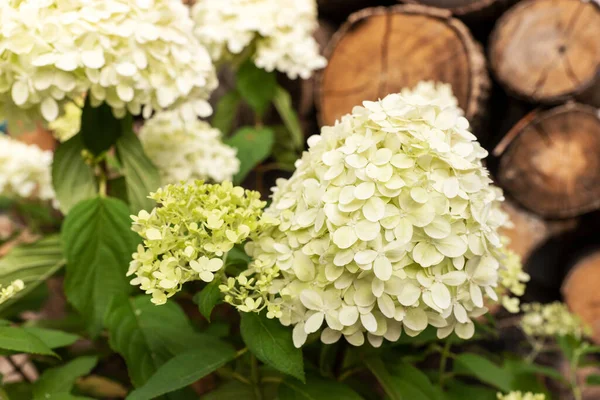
62, 197, 139, 334
127, 344, 236, 400
273, 86, 303, 151
278, 375, 363, 400
79, 99, 124, 155
32, 356, 98, 400
364, 357, 403, 400
22, 327, 80, 349
453, 353, 513, 392
240, 312, 304, 382
386, 361, 440, 400
0, 326, 56, 356
51, 135, 98, 214
226, 126, 274, 184
0, 235, 64, 313
212, 91, 241, 136
201, 381, 254, 400
115, 128, 161, 213
236, 60, 277, 116
194, 282, 222, 321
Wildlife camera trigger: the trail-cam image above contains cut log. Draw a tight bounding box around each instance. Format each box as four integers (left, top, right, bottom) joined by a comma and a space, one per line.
495, 103, 600, 218
317, 0, 389, 20
489, 0, 600, 104
562, 250, 600, 344
499, 200, 578, 264
316, 5, 490, 132
399, 0, 515, 19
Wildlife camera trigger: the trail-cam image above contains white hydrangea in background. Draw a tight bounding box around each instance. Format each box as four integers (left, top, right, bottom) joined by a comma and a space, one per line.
139, 111, 240, 185
521, 302, 591, 340
497, 392, 545, 400
0, 0, 217, 125
191, 0, 326, 79
0, 279, 24, 305
0, 135, 55, 203
223, 82, 520, 348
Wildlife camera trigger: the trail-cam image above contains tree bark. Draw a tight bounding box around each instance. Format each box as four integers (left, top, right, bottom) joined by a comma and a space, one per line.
495, 103, 600, 218
316, 5, 490, 134
489, 0, 600, 104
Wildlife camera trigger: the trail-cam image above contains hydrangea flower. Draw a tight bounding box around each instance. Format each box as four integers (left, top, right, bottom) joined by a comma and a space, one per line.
0, 279, 24, 305
139, 111, 240, 185
497, 245, 529, 313
191, 0, 326, 79
521, 302, 591, 340
0, 135, 55, 202
497, 392, 545, 400
128, 181, 274, 305
48, 100, 82, 142
0, 0, 217, 124
224, 83, 516, 347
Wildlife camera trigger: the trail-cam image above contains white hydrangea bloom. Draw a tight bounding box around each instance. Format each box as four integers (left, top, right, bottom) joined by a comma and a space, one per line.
191, 0, 326, 79
224, 83, 513, 348
521, 302, 591, 340
0, 0, 217, 124
0, 135, 55, 202
497, 392, 545, 400
0, 279, 24, 305
48, 100, 82, 142
139, 111, 240, 184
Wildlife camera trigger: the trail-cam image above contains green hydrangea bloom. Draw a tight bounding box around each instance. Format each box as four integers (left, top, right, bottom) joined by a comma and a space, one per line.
128, 181, 274, 305
521, 301, 591, 340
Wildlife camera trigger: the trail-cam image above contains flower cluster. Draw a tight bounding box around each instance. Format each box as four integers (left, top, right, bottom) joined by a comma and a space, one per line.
191, 0, 326, 79
139, 111, 240, 185
128, 181, 273, 305
48, 100, 82, 142
497, 392, 545, 400
521, 302, 591, 340
0, 279, 24, 305
224, 83, 512, 347
0, 0, 217, 125
497, 245, 529, 313
0, 136, 55, 203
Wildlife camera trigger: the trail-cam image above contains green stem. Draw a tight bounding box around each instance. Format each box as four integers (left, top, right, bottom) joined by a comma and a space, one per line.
438, 340, 452, 389
570, 349, 583, 400
236, 347, 248, 358
338, 367, 363, 382
251, 355, 263, 400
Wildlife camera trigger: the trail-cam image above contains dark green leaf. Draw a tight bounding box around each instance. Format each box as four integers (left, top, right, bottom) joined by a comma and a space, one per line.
226, 126, 274, 185
211, 91, 241, 136
386, 361, 438, 400
62, 197, 139, 334
503, 359, 565, 382
127, 344, 236, 400
240, 312, 304, 382
557, 335, 580, 361
587, 375, 600, 385
105, 296, 230, 388
33, 356, 98, 400
80, 98, 124, 155
3, 382, 33, 400
52, 135, 97, 214
445, 382, 497, 400
0, 235, 64, 313
194, 282, 222, 321
115, 128, 161, 213
23, 327, 79, 349
364, 358, 403, 400
278, 375, 363, 400
453, 353, 513, 392
273, 86, 303, 150
0, 326, 55, 356
201, 381, 254, 400
236, 61, 277, 116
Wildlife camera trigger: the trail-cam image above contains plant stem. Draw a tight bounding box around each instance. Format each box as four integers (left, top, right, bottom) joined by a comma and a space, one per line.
570, 348, 583, 400
236, 347, 248, 358
338, 367, 363, 382
250, 355, 263, 400
438, 340, 452, 389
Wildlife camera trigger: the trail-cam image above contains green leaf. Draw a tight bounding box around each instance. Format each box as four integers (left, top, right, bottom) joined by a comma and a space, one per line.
278, 375, 363, 400
211, 91, 241, 136
557, 335, 580, 361
52, 135, 98, 214
127, 344, 236, 400
587, 374, 600, 385
445, 382, 497, 400
23, 327, 79, 349
273, 86, 303, 150
115, 128, 161, 213
105, 296, 230, 388
226, 126, 274, 185
240, 312, 304, 382
61, 197, 139, 334
503, 359, 565, 382
32, 356, 98, 400
386, 361, 438, 400
80, 98, 124, 155
364, 358, 403, 400
0, 235, 64, 313
453, 353, 513, 392
194, 282, 222, 321
236, 61, 277, 116
201, 381, 254, 400
0, 326, 56, 356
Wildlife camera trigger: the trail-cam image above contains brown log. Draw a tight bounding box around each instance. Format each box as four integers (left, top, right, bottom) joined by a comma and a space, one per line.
499, 200, 578, 264
562, 251, 600, 344
317, 0, 387, 20
489, 0, 600, 104
399, 0, 515, 19
495, 103, 600, 218
316, 5, 490, 132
